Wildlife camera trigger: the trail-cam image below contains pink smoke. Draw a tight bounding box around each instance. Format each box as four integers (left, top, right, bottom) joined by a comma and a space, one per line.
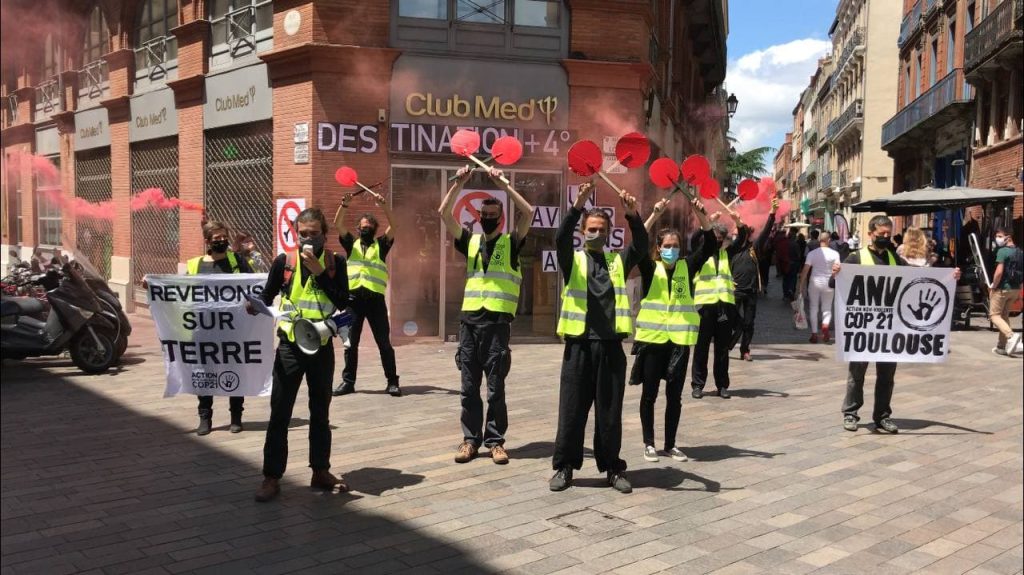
130, 188, 204, 213
733, 176, 790, 235
38, 188, 116, 221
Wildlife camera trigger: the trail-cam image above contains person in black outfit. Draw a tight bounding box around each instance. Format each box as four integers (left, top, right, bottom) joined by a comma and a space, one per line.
549, 182, 646, 494
189, 221, 253, 435
690, 212, 748, 399
833, 215, 959, 434
250, 208, 350, 502
439, 166, 534, 465
332, 192, 401, 397
632, 196, 717, 463
729, 197, 779, 361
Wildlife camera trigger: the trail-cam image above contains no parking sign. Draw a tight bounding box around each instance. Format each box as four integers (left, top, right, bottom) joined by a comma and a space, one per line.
276, 198, 306, 255
452, 189, 508, 235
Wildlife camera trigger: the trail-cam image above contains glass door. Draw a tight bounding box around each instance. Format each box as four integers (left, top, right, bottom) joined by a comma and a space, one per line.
390, 166, 443, 338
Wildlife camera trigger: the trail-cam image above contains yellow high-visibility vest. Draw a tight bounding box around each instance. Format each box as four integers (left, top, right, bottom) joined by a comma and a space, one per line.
859, 246, 896, 265
634, 260, 700, 345
556, 250, 632, 337
186, 251, 239, 275
348, 239, 388, 295
462, 234, 522, 316
279, 251, 336, 345
693, 248, 735, 305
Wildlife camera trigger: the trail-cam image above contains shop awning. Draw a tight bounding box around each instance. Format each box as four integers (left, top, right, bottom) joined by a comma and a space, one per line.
851, 186, 1019, 215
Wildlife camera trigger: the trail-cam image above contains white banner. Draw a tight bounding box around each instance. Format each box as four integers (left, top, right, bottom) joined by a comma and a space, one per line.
147, 274, 276, 397
834, 264, 956, 363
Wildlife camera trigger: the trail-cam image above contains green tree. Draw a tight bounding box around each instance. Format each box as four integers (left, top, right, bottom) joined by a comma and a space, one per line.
726, 146, 775, 181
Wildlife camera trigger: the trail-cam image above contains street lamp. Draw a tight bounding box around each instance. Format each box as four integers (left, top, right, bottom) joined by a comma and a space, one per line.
728, 146, 737, 159
726, 93, 739, 118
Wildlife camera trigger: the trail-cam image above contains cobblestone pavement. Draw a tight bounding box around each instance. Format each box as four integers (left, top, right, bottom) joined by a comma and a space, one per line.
2, 280, 1022, 575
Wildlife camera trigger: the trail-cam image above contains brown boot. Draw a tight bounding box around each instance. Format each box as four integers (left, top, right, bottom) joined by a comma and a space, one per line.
310, 469, 349, 492
254, 476, 280, 502
489, 445, 509, 465
454, 441, 478, 463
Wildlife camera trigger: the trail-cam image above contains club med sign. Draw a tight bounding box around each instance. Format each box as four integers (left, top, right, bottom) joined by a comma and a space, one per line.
405, 93, 558, 126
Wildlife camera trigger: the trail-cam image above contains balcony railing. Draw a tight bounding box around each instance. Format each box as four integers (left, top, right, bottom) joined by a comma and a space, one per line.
881, 69, 972, 148
34, 77, 61, 114
840, 170, 852, 188
836, 27, 865, 76
136, 36, 169, 80
228, 4, 257, 55
804, 128, 817, 148
827, 98, 864, 141
817, 73, 833, 101
898, 0, 923, 48
78, 59, 108, 99
964, 0, 1023, 74
822, 170, 835, 190
6, 93, 17, 125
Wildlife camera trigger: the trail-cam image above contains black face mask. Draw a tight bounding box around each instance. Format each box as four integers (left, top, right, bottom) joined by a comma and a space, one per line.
873, 236, 891, 251
359, 227, 376, 241
479, 218, 500, 235
301, 235, 326, 256
209, 240, 230, 254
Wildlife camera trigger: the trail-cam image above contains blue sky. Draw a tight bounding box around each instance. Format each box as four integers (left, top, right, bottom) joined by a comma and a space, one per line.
725, 0, 839, 153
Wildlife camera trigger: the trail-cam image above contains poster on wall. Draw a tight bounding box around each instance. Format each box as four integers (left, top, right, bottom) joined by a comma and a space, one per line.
276, 198, 306, 255
834, 264, 956, 364
452, 189, 508, 235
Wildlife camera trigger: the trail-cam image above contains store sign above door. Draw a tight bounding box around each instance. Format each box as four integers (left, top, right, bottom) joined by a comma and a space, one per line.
317, 122, 574, 159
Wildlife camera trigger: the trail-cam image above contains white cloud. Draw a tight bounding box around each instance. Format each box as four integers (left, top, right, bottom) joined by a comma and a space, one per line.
726, 38, 832, 153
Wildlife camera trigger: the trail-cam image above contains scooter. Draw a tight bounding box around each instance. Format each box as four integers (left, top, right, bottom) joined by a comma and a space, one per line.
1, 261, 120, 374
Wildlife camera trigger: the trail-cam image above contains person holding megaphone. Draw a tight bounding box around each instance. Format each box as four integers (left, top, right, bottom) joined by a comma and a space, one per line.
247, 207, 351, 503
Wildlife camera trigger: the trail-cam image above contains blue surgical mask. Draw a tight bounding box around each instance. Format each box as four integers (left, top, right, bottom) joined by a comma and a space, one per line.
660, 247, 680, 264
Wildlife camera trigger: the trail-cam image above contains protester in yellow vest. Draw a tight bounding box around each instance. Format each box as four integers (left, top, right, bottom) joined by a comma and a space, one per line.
186, 220, 253, 436
631, 197, 718, 463
690, 207, 747, 400
245, 208, 350, 503
438, 165, 533, 466
331, 192, 401, 397
550, 182, 646, 494
831, 214, 960, 434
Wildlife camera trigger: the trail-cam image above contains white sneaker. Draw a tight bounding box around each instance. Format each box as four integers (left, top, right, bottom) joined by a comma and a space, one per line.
667, 447, 688, 462
992, 346, 1009, 356
1007, 333, 1022, 356
643, 445, 659, 462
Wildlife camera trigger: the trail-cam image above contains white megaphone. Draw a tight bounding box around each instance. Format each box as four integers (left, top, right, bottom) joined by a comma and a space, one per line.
293, 311, 354, 355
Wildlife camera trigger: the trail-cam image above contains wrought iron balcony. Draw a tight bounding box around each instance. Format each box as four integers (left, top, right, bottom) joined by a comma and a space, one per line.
964, 0, 1023, 76
839, 170, 852, 188
822, 170, 835, 191
5, 93, 17, 126
804, 128, 817, 148
827, 98, 863, 142
898, 0, 923, 48
836, 27, 865, 77
228, 5, 257, 55
881, 69, 973, 150
78, 59, 108, 99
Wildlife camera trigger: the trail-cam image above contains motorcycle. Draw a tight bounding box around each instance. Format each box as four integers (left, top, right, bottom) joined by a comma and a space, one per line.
1, 261, 120, 374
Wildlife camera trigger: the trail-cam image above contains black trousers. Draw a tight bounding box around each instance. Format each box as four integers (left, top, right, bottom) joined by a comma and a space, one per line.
197, 395, 244, 417
842, 362, 897, 424
638, 343, 689, 450
758, 257, 772, 292
733, 292, 757, 355
341, 295, 399, 386
691, 304, 733, 390
262, 339, 335, 479
458, 322, 511, 448
553, 339, 627, 473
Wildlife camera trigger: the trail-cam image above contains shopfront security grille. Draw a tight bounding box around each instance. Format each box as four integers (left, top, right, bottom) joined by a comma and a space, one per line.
131, 138, 179, 302
204, 122, 273, 259
74, 149, 112, 279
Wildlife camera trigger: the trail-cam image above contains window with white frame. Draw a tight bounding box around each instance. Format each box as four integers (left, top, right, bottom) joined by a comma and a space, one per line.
208, 0, 273, 67
135, 0, 179, 84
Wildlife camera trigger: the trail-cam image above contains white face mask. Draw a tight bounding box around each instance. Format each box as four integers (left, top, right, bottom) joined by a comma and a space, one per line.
995, 236, 1008, 247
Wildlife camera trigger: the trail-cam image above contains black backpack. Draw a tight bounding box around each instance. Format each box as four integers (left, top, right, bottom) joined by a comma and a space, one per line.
1003, 246, 1024, 287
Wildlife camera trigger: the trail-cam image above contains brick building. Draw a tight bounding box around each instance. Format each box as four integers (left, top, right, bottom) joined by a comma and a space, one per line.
1, 0, 730, 342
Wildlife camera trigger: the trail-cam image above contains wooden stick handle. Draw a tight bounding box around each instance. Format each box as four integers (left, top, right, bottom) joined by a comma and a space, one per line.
595, 170, 625, 195
355, 181, 382, 200
467, 154, 511, 186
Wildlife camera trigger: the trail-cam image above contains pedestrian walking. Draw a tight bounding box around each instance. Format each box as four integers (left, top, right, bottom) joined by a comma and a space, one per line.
729, 197, 780, 360
989, 226, 1023, 357
799, 233, 840, 343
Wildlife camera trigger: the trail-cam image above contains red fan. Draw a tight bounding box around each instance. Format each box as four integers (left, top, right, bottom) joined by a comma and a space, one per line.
567, 139, 625, 196
491, 136, 523, 166
450, 129, 510, 185
614, 132, 650, 169
681, 155, 712, 184
334, 166, 380, 199
726, 178, 759, 208
648, 158, 680, 188
697, 176, 721, 200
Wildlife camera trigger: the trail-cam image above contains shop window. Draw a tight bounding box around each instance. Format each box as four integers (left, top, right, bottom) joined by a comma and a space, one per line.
35, 34, 63, 118
399, 0, 447, 19
208, 0, 273, 69
75, 149, 112, 279
78, 6, 110, 103
134, 0, 179, 87
131, 138, 179, 302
